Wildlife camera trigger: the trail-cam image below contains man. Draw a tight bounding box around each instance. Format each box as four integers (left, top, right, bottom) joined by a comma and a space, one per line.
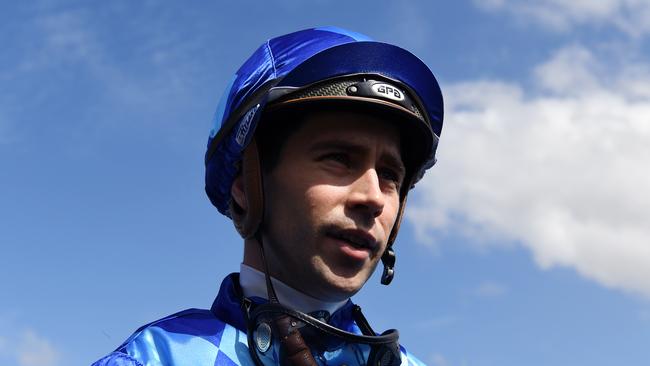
93, 26, 443, 366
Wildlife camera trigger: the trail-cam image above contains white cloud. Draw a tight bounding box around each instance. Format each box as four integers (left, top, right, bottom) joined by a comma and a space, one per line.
474, 281, 508, 297
533, 45, 601, 95
474, 0, 650, 36
639, 309, 650, 322
36, 10, 98, 64
0, 113, 10, 145
475, 0, 506, 10
428, 353, 470, 366
28, 9, 157, 106
385, 0, 432, 50
415, 315, 457, 330
409, 44, 650, 299
17, 330, 60, 366
2, 5, 204, 133
0, 328, 60, 366
0, 335, 7, 352
431, 353, 451, 366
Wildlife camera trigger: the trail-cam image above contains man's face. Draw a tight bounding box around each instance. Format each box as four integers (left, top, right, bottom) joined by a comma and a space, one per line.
261, 108, 405, 301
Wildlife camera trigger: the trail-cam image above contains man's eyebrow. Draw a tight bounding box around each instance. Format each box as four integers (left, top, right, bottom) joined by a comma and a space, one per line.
309, 139, 405, 174
309, 139, 368, 154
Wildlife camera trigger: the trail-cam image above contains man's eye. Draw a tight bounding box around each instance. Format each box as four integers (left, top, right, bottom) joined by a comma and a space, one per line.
379, 168, 402, 186
321, 153, 350, 166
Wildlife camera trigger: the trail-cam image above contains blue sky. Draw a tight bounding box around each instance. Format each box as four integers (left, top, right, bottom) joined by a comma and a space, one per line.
2, 1, 650, 365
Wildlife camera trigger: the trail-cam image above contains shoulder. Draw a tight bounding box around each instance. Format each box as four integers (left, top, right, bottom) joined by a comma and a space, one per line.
92, 308, 250, 366
92, 352, 143, 366
400, 344, 428, 366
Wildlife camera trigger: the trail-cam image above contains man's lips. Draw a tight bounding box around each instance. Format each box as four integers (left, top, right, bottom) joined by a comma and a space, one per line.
326, 228, 378, 252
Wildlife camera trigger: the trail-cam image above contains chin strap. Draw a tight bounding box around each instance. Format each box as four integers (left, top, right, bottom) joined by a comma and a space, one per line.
254, 230, 279, 304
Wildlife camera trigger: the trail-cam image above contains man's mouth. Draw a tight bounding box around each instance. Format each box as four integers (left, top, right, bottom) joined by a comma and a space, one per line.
328, 229, 377, 251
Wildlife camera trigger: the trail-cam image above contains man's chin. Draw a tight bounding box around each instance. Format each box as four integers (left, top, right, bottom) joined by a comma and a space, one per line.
297, 257, 378, 301
314, 269, 373, 301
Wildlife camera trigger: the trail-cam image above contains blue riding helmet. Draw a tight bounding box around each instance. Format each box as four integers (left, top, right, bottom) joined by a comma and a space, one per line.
205, 27, 443, 222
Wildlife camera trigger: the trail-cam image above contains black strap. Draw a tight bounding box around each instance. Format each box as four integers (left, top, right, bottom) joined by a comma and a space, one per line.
352, 304, 377, 336
255, 230, 280, 304
231, 273, 253, 323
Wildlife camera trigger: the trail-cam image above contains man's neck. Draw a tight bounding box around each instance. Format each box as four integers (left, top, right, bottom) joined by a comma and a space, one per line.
239, 263, 348, 314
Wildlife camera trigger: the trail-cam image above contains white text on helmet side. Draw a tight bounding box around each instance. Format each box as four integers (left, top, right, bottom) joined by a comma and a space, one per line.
372, 83, 405, 102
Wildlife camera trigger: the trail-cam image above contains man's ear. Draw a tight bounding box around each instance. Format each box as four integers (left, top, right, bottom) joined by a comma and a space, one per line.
231, 173, 247, 213
232, 142, 264, 239
230, 173, 249, 238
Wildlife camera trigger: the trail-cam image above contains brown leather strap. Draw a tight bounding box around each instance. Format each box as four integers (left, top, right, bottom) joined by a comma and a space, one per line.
276, 315, 318, 366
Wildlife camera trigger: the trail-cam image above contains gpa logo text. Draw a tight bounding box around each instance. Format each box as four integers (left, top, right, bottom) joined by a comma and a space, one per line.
372, 83, 405, 101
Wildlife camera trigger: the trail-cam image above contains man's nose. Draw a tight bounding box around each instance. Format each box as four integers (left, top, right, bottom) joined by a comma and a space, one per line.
347, 168, 385, 218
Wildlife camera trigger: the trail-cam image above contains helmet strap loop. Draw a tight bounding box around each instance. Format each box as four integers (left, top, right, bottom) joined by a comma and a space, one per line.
380, 247, 396, 285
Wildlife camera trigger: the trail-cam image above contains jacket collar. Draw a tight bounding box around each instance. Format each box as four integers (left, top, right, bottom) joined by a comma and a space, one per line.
210, 273, 360, 333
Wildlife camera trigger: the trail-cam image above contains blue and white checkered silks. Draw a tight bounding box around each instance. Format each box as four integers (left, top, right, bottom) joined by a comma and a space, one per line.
92, 275, 428, 366
204, 26, 444, 218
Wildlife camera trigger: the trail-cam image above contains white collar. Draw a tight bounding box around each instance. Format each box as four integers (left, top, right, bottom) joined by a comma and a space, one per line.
239, 263, 348, 314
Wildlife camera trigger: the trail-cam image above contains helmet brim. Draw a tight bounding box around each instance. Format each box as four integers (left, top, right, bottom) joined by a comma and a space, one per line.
276, 41, 443, 138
